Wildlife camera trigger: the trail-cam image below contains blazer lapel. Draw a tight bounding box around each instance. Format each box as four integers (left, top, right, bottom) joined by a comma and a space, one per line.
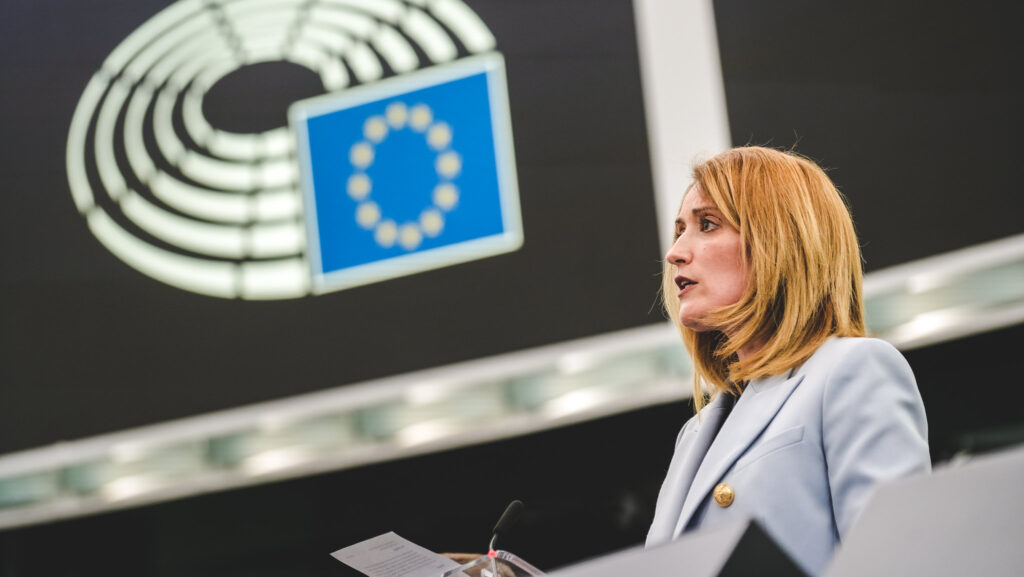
673, 371, 804, 537
646, 394, 732, 546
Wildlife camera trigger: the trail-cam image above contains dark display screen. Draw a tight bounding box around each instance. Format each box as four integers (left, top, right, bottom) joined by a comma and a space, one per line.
2, 0, 1021, 454
0, 0, 661, 453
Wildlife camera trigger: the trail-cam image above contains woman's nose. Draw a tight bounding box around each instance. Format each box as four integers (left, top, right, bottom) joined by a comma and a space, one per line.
665, 233, 690, 265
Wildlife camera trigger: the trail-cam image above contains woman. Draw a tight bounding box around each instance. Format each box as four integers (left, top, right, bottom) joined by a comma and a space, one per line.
645, 147, 930, 576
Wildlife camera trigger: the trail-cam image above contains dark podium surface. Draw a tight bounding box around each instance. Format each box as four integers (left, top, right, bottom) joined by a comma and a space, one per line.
550, 519, 806, 577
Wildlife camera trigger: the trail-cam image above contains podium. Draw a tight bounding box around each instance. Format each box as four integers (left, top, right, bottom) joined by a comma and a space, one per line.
824, 444, 1024, 577
548, 519, 806, 577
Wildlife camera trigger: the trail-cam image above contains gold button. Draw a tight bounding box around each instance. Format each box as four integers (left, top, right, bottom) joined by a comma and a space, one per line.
713, 483, 734, 507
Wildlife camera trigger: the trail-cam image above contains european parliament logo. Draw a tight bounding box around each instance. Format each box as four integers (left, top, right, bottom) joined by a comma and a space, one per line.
66, 0, 513, 299
291, 54, 522, 294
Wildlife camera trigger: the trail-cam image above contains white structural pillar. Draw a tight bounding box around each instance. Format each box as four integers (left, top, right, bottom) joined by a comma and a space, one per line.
633, 0, 732, 255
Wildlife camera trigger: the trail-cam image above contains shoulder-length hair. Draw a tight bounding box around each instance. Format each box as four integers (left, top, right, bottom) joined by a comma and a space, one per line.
663, 146, 867, 411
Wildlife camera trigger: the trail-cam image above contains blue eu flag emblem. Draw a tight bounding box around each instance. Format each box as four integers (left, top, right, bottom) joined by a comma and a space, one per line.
291, 54, 522, 293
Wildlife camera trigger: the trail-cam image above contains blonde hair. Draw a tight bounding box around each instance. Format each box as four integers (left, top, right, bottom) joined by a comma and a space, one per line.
663, 147, 866, 411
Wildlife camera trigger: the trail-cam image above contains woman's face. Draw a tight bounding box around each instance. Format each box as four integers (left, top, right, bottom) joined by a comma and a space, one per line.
666, 187, 748, 331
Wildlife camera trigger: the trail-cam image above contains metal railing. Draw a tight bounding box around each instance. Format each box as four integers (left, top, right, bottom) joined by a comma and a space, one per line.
1, 233, 1022, 529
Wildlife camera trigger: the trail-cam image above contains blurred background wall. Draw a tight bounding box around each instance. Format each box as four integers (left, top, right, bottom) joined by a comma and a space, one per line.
1, 0, 1021, 575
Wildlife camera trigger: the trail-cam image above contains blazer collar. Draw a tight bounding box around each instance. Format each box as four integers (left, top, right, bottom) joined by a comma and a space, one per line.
646, 392, 733, 546
673, 369, 804, 537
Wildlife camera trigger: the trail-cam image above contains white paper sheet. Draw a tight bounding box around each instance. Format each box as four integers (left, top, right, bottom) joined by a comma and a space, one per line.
331, 531, 462, 577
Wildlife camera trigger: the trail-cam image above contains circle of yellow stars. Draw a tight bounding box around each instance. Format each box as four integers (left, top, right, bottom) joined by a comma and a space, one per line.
346, 102, 462, 251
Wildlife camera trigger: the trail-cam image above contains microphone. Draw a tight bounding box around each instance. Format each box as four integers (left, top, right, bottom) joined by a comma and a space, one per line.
488, 500, 525, 554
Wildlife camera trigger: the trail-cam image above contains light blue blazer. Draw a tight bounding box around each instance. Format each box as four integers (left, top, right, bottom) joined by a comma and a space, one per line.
646, 337, 930, 576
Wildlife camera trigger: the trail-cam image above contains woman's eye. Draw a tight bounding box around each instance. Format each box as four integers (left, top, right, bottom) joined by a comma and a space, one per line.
700, 219, 718, 232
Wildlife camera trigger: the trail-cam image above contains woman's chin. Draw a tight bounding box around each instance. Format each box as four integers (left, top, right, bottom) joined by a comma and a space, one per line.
678, 315, 713, 332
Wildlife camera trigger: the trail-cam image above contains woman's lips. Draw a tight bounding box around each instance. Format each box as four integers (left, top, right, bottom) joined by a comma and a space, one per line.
677, 283, 697, 297
675, 276, 697, 297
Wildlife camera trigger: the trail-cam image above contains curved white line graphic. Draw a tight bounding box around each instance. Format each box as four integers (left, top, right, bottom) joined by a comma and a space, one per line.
67, 0, 496, 299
